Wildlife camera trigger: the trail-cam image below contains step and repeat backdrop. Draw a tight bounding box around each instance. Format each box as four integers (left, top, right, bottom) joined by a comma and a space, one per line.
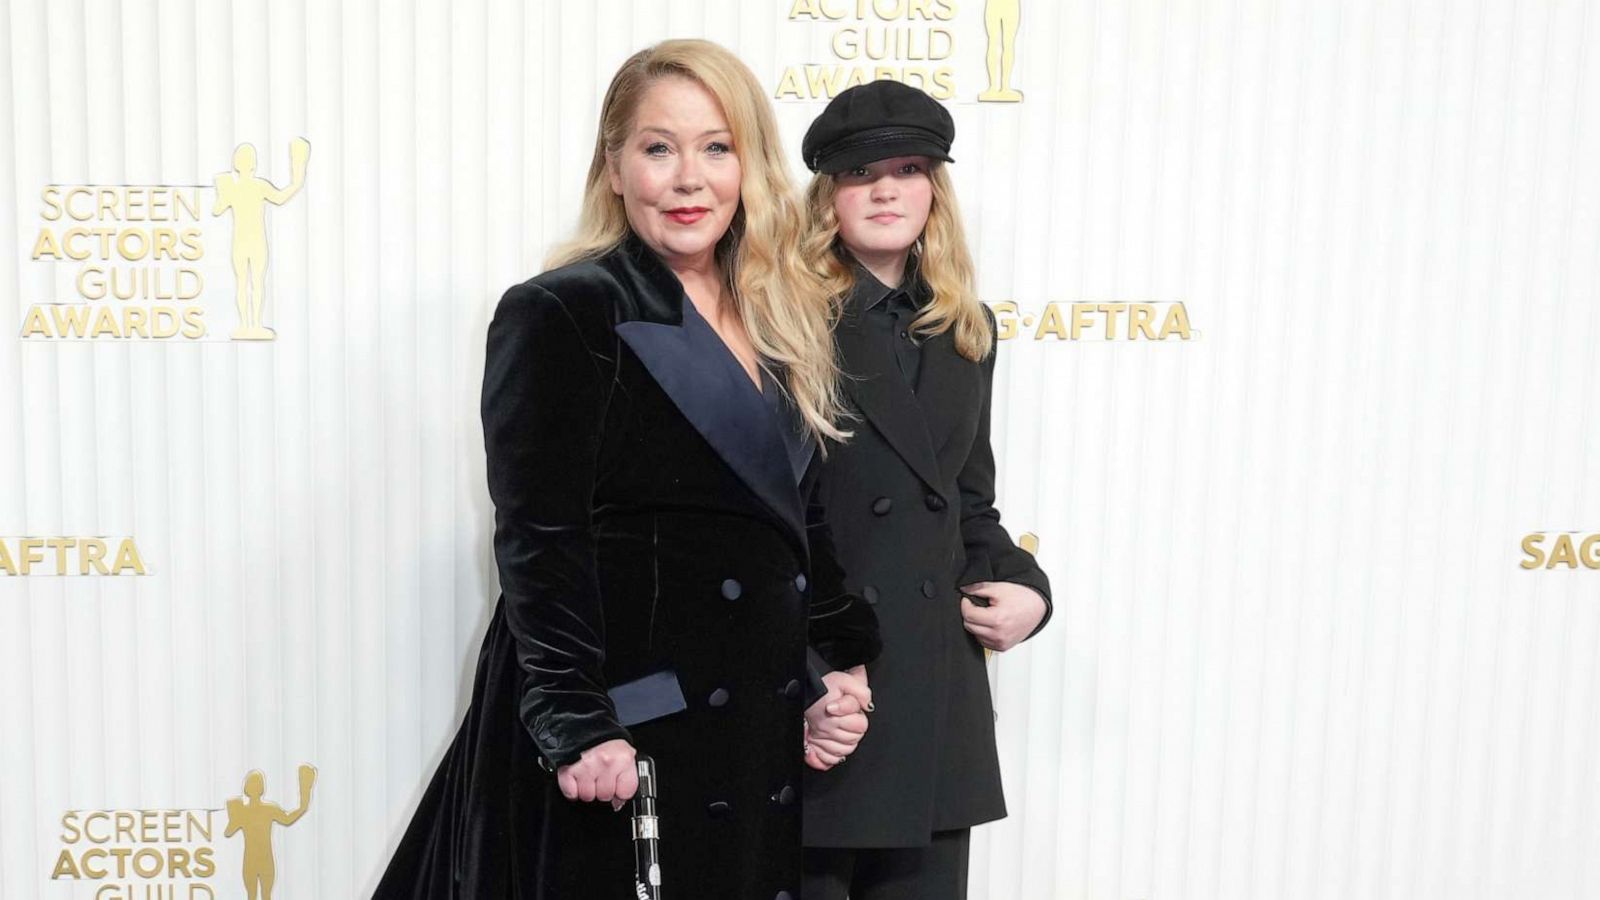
2, 0, 1598, 897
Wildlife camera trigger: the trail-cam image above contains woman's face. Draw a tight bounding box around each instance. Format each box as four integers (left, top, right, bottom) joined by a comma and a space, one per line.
609, 76, 743, 271
832, 155, 933, 262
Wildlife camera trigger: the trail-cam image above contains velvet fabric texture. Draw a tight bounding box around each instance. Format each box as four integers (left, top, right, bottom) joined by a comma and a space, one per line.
802, 289, 1051, 849
373, 237, 879, 899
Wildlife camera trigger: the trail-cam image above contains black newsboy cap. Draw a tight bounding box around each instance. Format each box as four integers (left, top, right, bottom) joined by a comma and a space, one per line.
801, 80, 955, 174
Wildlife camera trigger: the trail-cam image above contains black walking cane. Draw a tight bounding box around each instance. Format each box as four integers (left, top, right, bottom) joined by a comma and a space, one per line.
631, 755, 662, 900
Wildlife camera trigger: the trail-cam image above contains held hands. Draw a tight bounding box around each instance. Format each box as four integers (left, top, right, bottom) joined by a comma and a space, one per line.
556, 738, 638, 811
960, 581, 1047, 652
803, 666, 871, 772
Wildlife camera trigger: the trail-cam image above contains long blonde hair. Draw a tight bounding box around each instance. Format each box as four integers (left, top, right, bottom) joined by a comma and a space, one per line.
548, 39, 849, 443
801, 163, 993, 362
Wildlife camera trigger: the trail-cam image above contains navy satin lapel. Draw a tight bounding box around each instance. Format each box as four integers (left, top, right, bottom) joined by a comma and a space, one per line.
617, 309, 806, 545
763, 369, 817, 484
835, 315, 947, 497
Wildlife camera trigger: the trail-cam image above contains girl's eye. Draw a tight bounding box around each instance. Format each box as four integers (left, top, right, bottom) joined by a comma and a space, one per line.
848, 167, 870, 177
897, 162, 922, 175
645, 142, 671, 157
706, 141, 732, 155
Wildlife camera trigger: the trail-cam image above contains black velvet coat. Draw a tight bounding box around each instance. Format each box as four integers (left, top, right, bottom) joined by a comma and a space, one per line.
374, 238, 879, 899
802, 289, 1052, 849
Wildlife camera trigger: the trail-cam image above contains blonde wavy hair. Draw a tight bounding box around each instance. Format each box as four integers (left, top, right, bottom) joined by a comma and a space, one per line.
801, 163, 993, 362
548, 39, 849, 443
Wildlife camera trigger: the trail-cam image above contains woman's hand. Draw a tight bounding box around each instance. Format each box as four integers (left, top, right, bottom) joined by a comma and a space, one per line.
804, 667, 872, 770
960, 581, 1047, 652
556, 738, 638, 809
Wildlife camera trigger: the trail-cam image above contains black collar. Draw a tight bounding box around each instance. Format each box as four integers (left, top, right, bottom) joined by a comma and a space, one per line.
843, 256, 929, 316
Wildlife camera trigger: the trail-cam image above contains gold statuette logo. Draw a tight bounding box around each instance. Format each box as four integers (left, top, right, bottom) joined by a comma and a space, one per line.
49, 764, 316, 899
225, 765, 317, 900
19, 138, 311, 343
775, 0, 1027, 102
977, 0, 1023, 101
213, 140, 311, 341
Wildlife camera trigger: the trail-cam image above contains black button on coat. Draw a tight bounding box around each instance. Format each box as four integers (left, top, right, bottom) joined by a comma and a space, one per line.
374, 238, 880, 898
804, 283, 1052, 849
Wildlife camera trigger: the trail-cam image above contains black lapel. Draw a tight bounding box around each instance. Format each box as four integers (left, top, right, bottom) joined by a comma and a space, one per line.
607, 246, 807, 546
835, 310, 948, 497
912, 328, 981, 470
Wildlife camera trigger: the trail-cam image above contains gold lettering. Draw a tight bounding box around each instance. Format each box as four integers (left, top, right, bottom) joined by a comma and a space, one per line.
41, 186, 64, 221
113, 811, 136, 844
1520, 533, 1545, 569
18, 538, 44, 575
47, 537, 73, 574
1069, 303, 1094, 339
111, 539, 146, 575
1582, 534, 1600, 569
1548, 533, 1578, 569
78, 267, 107, 300
1160, 302, 1193, 339
131, 848, 163, 879
31, 228, 63, 259
115, 229, 149, 261
173, 188, 201, 222
81, 848, 108, 878
1035, 303, 1068, 339
65, 187, 96, 221
124, 187, 146, 221
1099, 303, 1127, 339
63, 227, 95, 261
180, 228, 204, 260
1130, 303, 1156, 338
990, 301, 1018, 340
83, 539, 109, 575
188, 810, 213, 843
91, 305, 123, 338
84, 811, 112, 843
124, 307, 149, 338
49, 848, 81, 879
182, 307, 207, 338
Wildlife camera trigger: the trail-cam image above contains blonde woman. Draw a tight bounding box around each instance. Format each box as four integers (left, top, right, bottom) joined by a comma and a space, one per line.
796, 81, 1053, 900
374, 40, 878, 899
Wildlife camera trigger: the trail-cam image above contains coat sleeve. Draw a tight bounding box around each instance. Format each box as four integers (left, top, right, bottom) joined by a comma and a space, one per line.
955, 310, 1055, 640
482, 280, 631, 769
802, 459, 882, 705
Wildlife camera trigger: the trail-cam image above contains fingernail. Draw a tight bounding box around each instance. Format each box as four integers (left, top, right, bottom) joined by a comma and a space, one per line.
612, 798, 624, 812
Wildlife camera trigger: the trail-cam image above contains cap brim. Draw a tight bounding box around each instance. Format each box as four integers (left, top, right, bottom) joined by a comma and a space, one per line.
815, 138, 954, 174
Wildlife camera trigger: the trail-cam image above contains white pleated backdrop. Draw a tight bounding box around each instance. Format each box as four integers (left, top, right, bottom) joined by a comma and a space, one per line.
2, 1, 1599, 898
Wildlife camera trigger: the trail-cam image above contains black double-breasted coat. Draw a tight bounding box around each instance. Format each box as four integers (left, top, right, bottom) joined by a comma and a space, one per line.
374, 238, 879, 898
801, 277, 1052, 849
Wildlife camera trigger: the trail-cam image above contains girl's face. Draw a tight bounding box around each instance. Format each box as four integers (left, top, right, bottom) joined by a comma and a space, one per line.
609, 76, 743, 271
832, 155, 933, 263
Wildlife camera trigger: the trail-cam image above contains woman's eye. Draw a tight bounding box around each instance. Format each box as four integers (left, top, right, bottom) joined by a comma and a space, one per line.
706, 141, 732, 156
897, 162, 922, 175
849, 167, 870, 177
645, 142, 671, 157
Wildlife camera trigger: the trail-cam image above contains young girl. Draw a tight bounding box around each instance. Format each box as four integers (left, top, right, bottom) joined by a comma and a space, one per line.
798, 80, 1053, 900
